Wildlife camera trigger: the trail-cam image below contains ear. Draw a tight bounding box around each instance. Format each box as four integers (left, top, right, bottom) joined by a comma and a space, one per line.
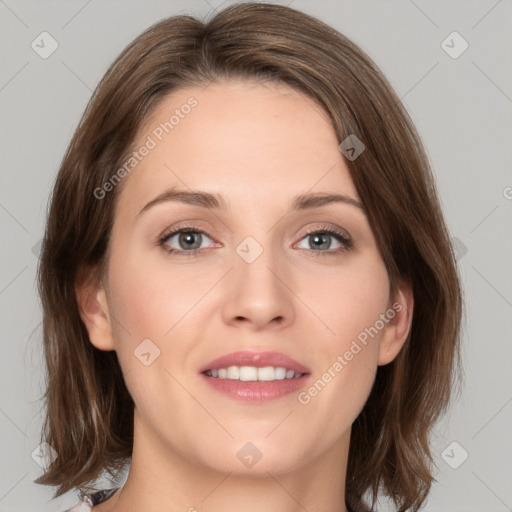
75, 266, 115, 351
377, 281, 414, 366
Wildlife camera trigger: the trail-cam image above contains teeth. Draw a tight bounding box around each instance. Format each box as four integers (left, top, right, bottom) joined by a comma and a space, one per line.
227, 366, 239, 379
239, 366, 257, 381
204, 365, 303, 381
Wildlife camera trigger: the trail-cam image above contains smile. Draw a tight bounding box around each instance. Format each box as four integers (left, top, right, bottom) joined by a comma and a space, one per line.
199, 350, 311, 402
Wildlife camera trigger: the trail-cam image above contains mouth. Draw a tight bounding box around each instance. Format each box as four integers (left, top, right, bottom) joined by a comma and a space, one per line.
199, 351, 311, 402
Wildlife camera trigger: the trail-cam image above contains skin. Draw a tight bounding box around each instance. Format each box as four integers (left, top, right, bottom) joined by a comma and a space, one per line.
77, 78, 413, 512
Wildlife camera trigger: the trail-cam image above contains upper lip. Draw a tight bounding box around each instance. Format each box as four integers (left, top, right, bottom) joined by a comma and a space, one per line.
199, 350, 311, 374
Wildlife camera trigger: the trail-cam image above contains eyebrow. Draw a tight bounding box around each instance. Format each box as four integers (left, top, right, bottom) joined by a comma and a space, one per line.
137, 186, 364, 217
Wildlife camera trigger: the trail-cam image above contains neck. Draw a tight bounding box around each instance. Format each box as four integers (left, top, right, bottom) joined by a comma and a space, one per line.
103, 408, 350, 512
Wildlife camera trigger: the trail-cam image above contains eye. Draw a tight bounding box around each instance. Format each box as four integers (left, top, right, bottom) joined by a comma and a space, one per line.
157, 224, 352, 258
295, 225, 352, 257
158, 225, 214, 256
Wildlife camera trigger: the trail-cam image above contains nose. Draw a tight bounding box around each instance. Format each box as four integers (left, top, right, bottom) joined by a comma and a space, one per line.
221, 239, 295, 331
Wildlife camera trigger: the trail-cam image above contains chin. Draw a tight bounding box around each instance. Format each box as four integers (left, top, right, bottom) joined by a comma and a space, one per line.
193, 437, 310, 476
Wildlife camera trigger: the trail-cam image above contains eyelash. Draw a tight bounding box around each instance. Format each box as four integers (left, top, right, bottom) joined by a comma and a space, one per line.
157, 224, 352, 258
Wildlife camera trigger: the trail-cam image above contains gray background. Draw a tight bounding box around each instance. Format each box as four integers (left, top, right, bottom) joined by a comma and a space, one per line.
1, 0, 511, 510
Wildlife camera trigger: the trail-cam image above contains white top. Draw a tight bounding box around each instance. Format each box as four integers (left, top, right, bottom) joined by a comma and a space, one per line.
62, 488, 119, 511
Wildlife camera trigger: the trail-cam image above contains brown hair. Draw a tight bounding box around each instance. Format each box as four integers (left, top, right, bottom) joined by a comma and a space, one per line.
35, 3, 462, 511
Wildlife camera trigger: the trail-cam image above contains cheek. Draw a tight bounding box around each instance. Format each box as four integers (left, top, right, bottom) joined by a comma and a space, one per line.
106, 243, 205, 343
295, 255, 389, 411
298, 253, 390, 348
103, 249, 204, 424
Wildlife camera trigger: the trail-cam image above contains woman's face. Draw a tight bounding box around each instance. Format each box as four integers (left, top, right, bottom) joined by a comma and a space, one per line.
84, 78, 408, 477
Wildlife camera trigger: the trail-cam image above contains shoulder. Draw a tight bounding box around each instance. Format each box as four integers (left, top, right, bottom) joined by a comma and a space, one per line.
61, 488, 120, 512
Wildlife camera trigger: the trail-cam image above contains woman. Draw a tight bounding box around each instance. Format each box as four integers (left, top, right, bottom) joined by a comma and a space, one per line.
35, 3, 462, 511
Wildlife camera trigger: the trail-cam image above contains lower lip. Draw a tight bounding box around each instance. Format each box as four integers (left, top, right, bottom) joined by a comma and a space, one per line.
200, 373, 310, 402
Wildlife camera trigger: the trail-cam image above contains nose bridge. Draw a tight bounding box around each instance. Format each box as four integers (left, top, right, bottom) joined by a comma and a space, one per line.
233, 230, 282, 293
228, 198, 279, 272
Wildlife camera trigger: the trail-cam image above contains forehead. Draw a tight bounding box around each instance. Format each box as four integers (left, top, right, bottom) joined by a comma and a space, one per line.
118, 78, 359, 214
